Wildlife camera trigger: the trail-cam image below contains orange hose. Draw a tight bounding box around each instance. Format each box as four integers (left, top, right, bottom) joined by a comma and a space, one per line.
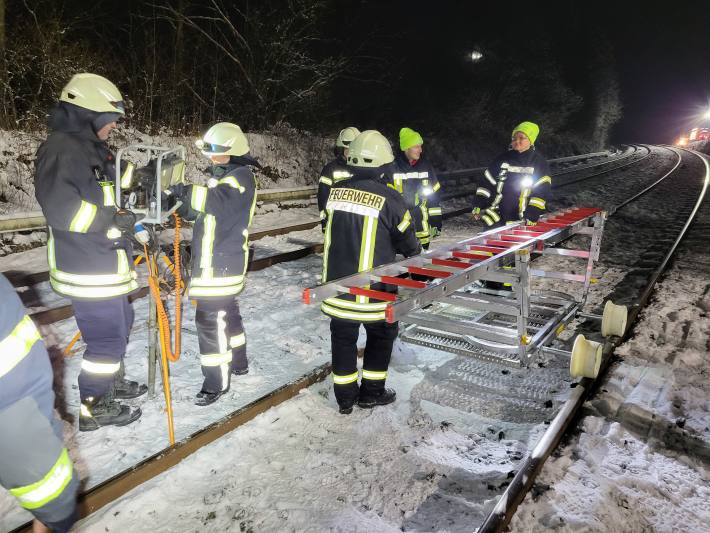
143, 213, 183, 445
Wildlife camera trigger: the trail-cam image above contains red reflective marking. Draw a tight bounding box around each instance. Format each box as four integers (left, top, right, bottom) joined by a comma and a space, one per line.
302, 289, 311, 305
385, 304, 394, 323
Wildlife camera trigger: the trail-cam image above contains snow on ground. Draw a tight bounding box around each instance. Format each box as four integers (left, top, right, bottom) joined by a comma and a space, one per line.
2, 145, 708, 532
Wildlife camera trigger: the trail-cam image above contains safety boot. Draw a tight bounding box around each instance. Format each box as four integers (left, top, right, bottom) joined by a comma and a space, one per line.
79, 395, 142, 431
114, 376, 148, 399
195, 387, 229, 407
231, 367, 249, 376
357, 388, 396, 409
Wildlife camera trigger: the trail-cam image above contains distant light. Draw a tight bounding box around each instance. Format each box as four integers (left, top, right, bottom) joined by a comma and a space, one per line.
469, 50, 483, 62
677, 137, 688, 146
704, 109, 710, 120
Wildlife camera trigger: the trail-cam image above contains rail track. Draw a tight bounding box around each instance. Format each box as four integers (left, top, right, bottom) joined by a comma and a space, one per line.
7, 144, 700, 532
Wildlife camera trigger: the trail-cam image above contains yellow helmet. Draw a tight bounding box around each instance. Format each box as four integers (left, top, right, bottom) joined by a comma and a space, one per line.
60, 73, 125, 114
196, 122, 250, 157
346, 130, 394, 168
336, 126, 360, 148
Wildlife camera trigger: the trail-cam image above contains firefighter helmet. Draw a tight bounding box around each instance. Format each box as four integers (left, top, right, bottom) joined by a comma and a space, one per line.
347, 130, 394, 168
196, 122, 250, 157
336, 126, 360, 148
60, 73, 125, 115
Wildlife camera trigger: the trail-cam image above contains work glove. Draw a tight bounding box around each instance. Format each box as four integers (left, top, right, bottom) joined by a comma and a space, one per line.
168, 183, 187, 199
471, 207, 481, 221
526, 220, 538, 226
113, 208, 137, 233
134, 223, 151, 245
429, 227, 440, 239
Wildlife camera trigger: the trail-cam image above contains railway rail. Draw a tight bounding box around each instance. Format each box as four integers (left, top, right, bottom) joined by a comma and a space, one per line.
7, 144, 702, 532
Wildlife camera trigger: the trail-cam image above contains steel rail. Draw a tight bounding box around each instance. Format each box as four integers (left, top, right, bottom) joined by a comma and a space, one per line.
477, 148, 709, 532
554, 144, 652, 188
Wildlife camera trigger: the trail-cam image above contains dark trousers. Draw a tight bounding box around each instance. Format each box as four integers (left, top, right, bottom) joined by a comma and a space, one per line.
195, 298, 246, 393
330, 319, 398, 406
73, 296, 134, 401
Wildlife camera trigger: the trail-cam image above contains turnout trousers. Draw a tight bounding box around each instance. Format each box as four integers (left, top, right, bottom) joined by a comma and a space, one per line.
0, 388, 79, 532
73, 296, 134, 401
195, 298, 247, 393
329, 318, 398, 407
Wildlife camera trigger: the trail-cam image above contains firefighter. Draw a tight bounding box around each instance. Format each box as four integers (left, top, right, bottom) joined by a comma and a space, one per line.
0, 274, 79, 533
321, 130, 421, 414
317, 126, 360, 230
34, 73, 146, 431
164, 122, 257, 406
388, 127, 442, 248
472, 121, 551, 228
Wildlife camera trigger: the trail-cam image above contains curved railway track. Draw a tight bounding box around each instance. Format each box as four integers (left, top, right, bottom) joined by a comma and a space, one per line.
7, 144, 704, 532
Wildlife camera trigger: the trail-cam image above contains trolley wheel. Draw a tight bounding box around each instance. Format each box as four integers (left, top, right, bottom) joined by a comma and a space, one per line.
570, 334, 602, 379
601, 300, 628, 337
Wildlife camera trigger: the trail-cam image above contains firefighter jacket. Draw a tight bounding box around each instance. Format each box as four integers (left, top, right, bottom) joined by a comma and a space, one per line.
0, 274, 53, 411
321, 167, 421, 322
34, 103, 138, 300
175, 160, 257, 299
317, 156, 352, 230
472, 148, 551, 226
386, 152, 442, 245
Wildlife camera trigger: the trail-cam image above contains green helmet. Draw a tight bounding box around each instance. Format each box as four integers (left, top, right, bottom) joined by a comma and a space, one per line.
336, 126, 360, 148
196, 122, 250, 157
346, 130, 394, 168
60, 73, 125, 115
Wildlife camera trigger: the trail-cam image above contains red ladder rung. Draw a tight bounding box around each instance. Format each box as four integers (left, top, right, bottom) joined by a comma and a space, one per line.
431, 258, 471, 269
484, 239, 517, 248
347, 286, 397, 302
377, 275, 428, 289
500, 234, 534, 242
407, 266, 452, 278
469, 245, 506, 254
452, 251, 490, 260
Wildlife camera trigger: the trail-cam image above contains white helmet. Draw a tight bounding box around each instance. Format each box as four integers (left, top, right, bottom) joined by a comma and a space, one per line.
336, 126, 360, 148
196, 122, 250, 157
346, 130, 394, 168
60, 73, 125, 114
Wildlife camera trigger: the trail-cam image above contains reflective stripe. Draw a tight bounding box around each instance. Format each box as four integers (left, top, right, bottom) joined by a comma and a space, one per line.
362, 369, 387, 380
333, 371, 359, 385
321, 303, 386, 321
432, 182, 441, 192
100, 182, 115, 207
0, 315, 41, 378
324, 297, 388, 311
333, 170, 352, 180
397, 210, 412, 232
191, 186, 208, 212
200, 351, 232, 367
482, 215, 494, 226
528, 197, 546, 210
81, 359, 120, 375
9, 448, 73, 510
428, 207, 442, 216
484, 169, 497, 185
358, 216, 378, 272
322, 208, 334, 281
319, 176, 333, 186
190, 274, 245, 287
476, 187, 491, 198
188, 283, 244, 298
200, 215, 216, 270
485, 208, 500, 222
519, 186, 532, 216
120, 162, 135, 189
51, 278, 138, 298
534, 175, 552, 187
218, 176, 245, 192
69, 201, 97, 233
230, 333, 246, 348
506, 165, 535, 173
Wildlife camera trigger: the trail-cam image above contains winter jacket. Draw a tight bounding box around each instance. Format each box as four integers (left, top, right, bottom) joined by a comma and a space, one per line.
34, 103, 138, 300
472, 147, 551, 226
321, 167, 421, 322
317, 156, 352, 230
174, 160, 257, 299
385, 152, 442, 245
0, 274, 54, 411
